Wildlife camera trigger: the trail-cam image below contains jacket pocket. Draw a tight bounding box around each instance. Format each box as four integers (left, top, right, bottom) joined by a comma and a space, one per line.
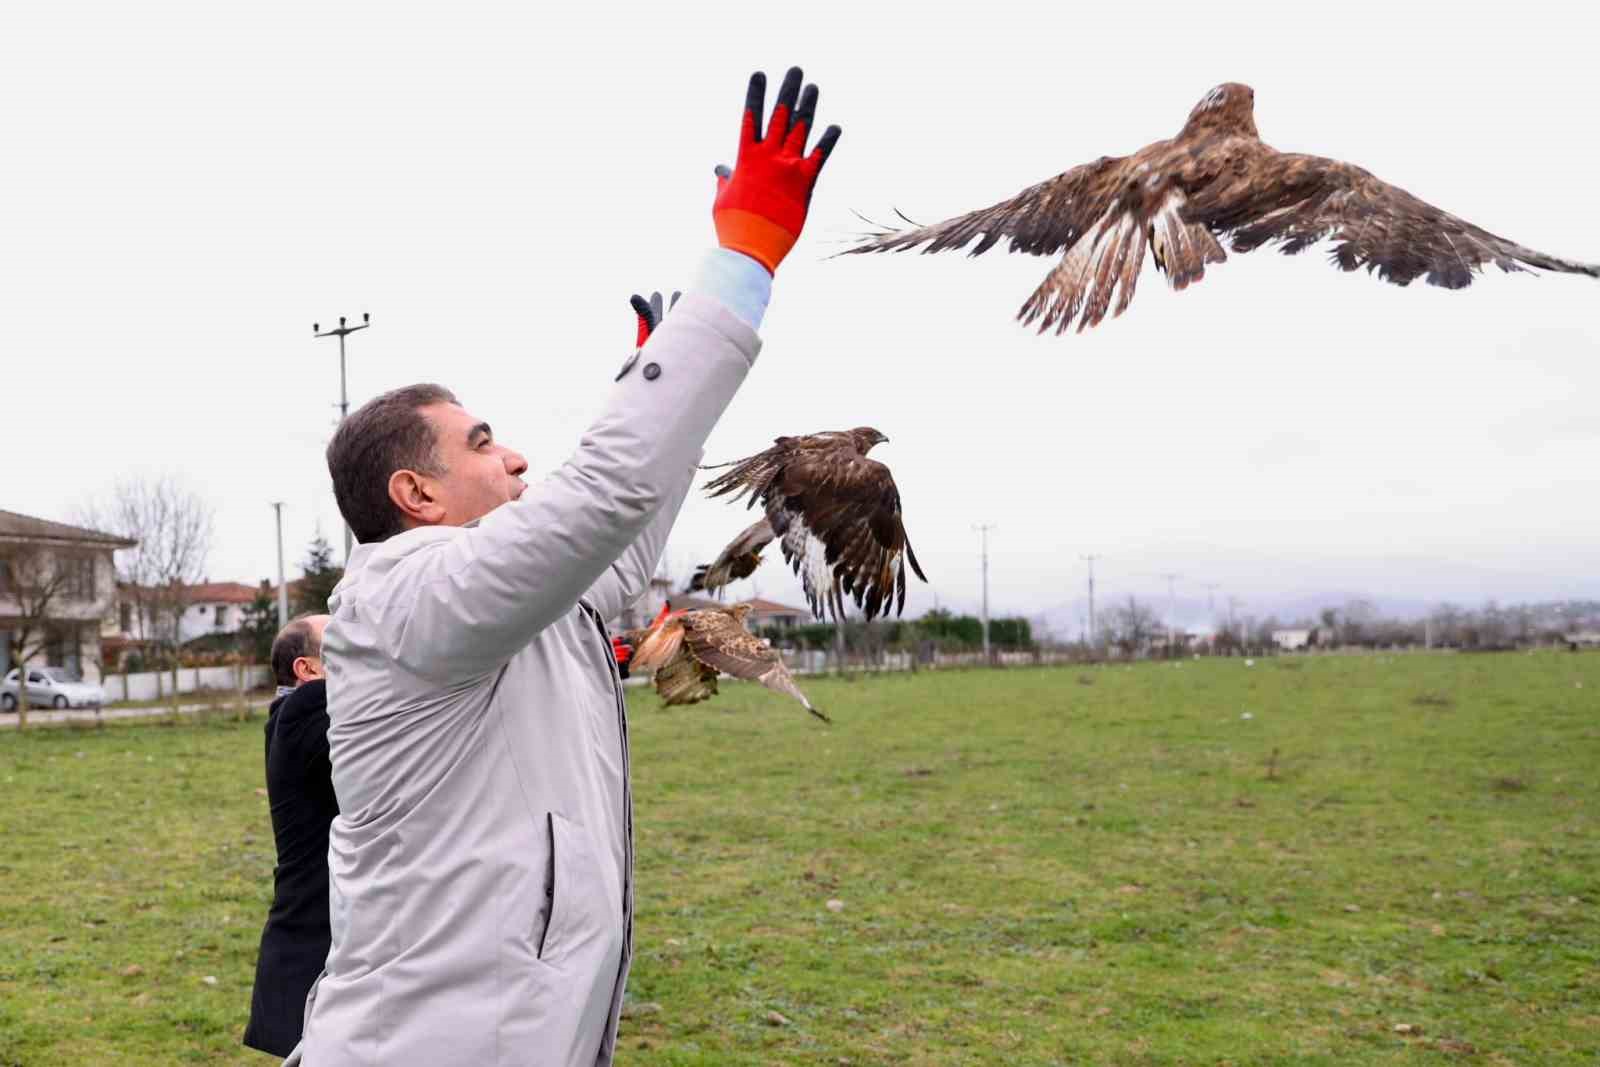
536, 811, 596, 962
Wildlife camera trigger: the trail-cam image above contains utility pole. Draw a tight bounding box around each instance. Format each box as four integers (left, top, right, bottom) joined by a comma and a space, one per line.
271, 502, 288, 628
1157, 572, 1182, 651
1202, 582, 1221, 618
313, 312, 371, 563
974, 524, 995, 663
833, 605, 846, 673
1080, 553, 1099, 648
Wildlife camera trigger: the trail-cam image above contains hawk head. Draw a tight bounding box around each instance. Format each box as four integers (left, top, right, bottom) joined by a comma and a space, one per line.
1183, 82, 1258, 138
848, 427, 890, 454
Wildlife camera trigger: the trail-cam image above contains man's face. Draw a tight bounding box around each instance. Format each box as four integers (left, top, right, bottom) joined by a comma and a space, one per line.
416, 402, 530, 527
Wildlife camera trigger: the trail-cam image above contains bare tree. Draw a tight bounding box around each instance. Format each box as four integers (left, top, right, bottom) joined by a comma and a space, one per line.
1340, 598, 1377, 648
83, 476, 213, 713
1509, 603, 1535, 646
0, 545, 75, 729
1104, 595, 1159, 656
1469, 600, 1511, 650
1428, 602, 1464, 648
1318, 607, 1339, 646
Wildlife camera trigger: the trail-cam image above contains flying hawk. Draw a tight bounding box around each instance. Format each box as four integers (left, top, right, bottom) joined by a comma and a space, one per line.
845, 82, 1600, 335
687, 517, 775, 597
631, 603, 828, 723
702, 428, 926, 621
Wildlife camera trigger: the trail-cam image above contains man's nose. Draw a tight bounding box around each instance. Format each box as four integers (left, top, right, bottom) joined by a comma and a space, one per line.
504, 449, 529, 478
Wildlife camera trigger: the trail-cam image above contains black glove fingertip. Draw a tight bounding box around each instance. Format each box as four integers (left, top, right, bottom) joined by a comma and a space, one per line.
815, 124, 842, 165
794, 84, 819, 136
774, 67, 803, 133
745, 71, 767, 140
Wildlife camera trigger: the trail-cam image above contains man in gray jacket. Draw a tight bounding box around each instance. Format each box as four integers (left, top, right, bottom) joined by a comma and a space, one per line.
286, 66, 841, 1066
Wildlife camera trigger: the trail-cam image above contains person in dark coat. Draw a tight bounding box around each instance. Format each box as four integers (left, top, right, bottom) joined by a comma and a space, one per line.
243, 614, 337, 1057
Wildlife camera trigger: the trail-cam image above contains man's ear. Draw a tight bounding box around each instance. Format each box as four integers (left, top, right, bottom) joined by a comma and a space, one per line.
388, 469, 447, 528
292, 655, 321, 684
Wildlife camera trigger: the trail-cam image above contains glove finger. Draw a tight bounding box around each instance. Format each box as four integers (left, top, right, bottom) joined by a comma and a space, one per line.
630, 293, 654, 346
649, 292, 665, 324
806, 125, 842, 177
786, 83, 819, 152
767, 66, 802, 141
744, 71, 767, 144
669, 291, 682, 310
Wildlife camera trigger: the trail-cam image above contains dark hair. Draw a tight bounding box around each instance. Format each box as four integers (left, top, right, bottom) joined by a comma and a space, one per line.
270, 615, 323, 688
326, 383, 458, 544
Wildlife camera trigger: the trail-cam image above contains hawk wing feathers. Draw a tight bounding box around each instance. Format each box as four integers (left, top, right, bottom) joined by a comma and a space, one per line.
703, 431, 925, 621
844, 83, 1598, 333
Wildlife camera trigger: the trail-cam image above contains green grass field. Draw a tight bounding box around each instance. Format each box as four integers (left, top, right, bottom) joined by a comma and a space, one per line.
2, 652, 1596, 1065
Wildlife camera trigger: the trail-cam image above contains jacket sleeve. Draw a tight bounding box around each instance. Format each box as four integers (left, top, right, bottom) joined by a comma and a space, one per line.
580, 456, 698, 623
359, 293, 760, 685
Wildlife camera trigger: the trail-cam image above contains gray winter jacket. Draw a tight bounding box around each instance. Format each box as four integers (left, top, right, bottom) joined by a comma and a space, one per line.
285, 292, 760, 1065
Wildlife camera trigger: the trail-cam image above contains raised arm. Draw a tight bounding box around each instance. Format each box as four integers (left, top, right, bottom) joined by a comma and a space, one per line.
356, 67, 841, 684
360, 291, 756, 683
583, 290, 693, 623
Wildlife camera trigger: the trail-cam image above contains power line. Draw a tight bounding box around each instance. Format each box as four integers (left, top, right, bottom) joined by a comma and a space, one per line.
313, 313, 371, 564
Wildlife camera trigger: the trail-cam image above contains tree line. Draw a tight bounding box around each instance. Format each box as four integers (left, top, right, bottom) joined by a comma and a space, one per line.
758, 608, 1033, 655
1084, 594, 1599, 656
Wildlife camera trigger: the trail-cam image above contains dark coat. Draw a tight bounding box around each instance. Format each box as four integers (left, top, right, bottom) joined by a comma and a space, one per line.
243, 679, 338, 1057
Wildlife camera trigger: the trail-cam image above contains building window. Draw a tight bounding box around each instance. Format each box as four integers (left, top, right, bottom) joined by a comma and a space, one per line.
64, 556, 96, 599
45, 630, 83, 676
120, 603, 132, 632
215, 606, 229, 629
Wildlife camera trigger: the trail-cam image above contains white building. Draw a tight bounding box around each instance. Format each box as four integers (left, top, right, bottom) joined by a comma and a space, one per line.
113, 580, 264, 647
1272, 628, 1312, 651
174, 582, 263, 642
742, 597, 809, 630
0, 509, 136, 683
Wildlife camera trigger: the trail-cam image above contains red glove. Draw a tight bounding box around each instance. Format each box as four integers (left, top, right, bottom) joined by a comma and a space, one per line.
713, 66, 841, 274
611, 635, 632, 666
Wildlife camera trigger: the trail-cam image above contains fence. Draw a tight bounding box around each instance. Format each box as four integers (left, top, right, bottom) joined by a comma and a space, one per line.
778, 648, 1083, 675
101, 664, 271, 703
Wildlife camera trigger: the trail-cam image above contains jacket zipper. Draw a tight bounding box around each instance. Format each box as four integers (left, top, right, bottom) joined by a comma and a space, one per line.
581, 604, 634, 932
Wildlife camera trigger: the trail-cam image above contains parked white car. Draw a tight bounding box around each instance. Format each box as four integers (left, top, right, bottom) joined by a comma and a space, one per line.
1, 667, 106, 711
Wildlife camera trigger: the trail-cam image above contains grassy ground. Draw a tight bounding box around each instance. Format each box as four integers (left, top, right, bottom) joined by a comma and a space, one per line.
0, 652, 1595, 1065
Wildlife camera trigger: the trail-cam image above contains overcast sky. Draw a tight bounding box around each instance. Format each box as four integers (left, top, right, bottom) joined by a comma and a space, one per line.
7, 1, 1598, 632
